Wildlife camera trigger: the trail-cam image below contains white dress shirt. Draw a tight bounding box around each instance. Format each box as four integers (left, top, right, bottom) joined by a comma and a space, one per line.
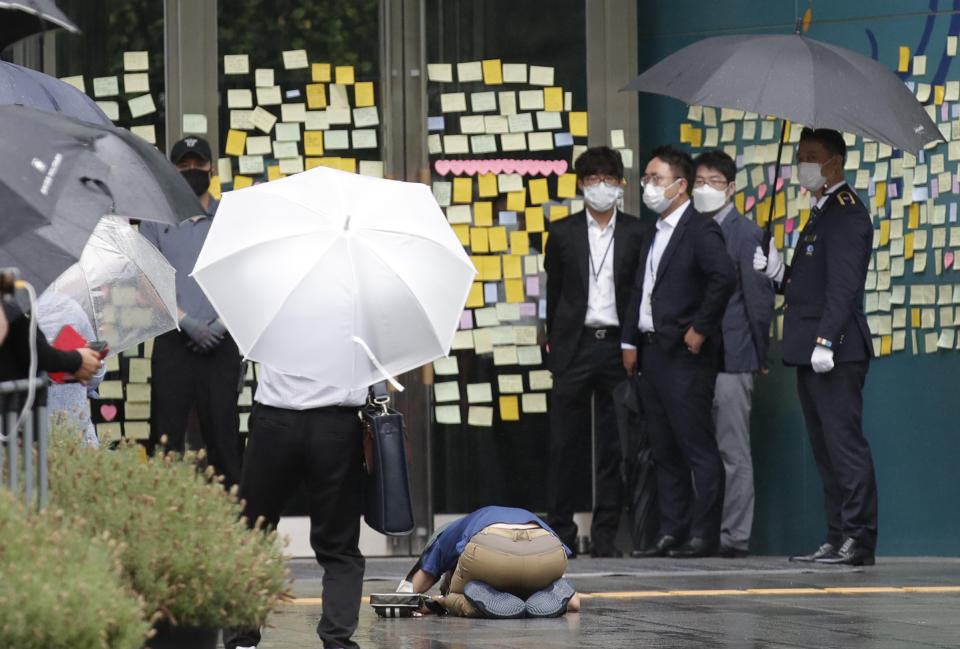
814, 181, 846, 210
584, 209, 619, 327
255, 364, 368, 410
638, 200, 690, 333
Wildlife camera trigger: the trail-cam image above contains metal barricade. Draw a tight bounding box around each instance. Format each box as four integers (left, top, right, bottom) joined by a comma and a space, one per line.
0, 375, 49, 509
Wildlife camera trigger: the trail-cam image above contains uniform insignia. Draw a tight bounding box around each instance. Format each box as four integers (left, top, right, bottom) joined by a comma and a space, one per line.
805, 244, 815, 255
836, 190, 856, 206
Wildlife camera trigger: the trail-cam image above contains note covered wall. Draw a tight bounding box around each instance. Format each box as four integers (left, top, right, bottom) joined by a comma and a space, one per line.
681, 38, 960, 359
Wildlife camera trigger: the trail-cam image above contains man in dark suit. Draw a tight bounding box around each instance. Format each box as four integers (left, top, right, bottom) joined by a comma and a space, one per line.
544, 146, 646, 557
754, 127, 877, 566
693, 150, 775, 558
622, 145, 735, 558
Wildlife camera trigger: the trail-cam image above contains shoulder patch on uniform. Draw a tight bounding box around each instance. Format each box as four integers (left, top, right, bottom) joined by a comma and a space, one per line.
835, 190, 857, 206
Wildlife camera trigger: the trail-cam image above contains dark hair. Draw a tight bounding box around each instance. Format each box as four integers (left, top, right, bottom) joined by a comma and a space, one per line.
799, 127, 846, 162
693, 149, 736, 183
574, 146, 625, 180
649, 145, 695, 191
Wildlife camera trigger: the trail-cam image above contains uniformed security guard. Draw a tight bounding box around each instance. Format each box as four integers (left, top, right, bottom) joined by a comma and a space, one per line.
754, 127, 878, 566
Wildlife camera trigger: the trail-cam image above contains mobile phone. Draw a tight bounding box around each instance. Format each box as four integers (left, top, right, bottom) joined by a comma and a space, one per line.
87, 340, 109, 358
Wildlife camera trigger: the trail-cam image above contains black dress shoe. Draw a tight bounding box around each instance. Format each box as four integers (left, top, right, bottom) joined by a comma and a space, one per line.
667, 537, 717, 558
816, 538, 875, 566
718, 545, 748, 558
632, 535, 680, 557
789, 542, 838, 562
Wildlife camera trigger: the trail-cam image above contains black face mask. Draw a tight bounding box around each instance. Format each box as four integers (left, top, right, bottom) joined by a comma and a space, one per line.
181, 168, 211, 196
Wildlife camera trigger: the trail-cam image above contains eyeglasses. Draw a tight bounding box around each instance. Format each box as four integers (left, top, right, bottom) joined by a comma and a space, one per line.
640, 174, 676, 187
582, 174, 621, 186
693, 177, 730, 191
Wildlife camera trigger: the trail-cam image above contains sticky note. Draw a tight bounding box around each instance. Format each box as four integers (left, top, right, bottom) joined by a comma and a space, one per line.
123, 50, 149, 71
453, 177, 473, 203
223, 54, 249, 74
478, 173, 498, 197
282, 49, 309, 69
427, 63, 453, 82
467, 406, 494, 427
498, 374, 524, 393
225, 130, 247, 156
470, 228, 489, 253
435, 405, 461, 424
466, 283, 484, 308
474, 201, 493, 226
304, 131, 324, 156
507, 189, 527, 212
482, 58, 503, 84
128, 93, 156, 118
503, 254, 523, 279
521, 393, 547, 413
335, 65, 355, 84
305, 83, 327, 109
434, 356, 459, 375
528, 178, 550, 204
505, 278, 525, 303
354, 81, 375, 107
510, 231, 529, 256
569, 112, 588, 137
525, 206, 545, 232
499, 395, 520, 421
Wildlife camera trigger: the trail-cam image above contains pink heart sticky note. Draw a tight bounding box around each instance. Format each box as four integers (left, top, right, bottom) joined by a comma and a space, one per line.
946, 252, 955, 270
550, 160, 569, 176
745, 196, 756, 212
757, 184, 768, 200
434, 160, 452, 176
776, 177, 784, 192
448, 160, 466, 176
100, 404, 118, 422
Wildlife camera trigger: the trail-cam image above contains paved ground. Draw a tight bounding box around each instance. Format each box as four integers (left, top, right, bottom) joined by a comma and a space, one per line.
241, 556, 960, 648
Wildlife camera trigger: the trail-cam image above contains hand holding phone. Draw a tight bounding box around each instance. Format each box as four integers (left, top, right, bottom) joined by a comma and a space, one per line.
87, 340, 109, 358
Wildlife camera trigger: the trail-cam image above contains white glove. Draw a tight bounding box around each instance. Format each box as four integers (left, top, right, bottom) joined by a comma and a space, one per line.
753, 239, 785, 283
810, 345, 835, 373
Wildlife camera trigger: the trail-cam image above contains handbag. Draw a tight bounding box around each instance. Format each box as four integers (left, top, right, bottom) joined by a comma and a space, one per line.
361, 382, 415, 536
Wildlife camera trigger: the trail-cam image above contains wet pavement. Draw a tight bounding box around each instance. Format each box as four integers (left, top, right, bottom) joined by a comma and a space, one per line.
246, 556, 960, 648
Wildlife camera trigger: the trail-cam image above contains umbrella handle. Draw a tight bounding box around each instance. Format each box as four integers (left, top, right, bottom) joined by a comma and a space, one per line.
351, 336, 404, 392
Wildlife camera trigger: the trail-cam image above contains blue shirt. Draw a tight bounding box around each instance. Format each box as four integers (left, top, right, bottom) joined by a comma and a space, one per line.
138, 198, 219, 323
420, 506, 571, 577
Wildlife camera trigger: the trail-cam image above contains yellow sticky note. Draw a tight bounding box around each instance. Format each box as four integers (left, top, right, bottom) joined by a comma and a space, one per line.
911, 307, 921, 328
543, 86, 563, 112
335, 65, 355, 85
905, 232, 915, 259
569, 111, 588, 137
799, 208, 810, 231
510, 231, 529, 256
505, 278, 525, 303
470, 227, 489, 253
881, 335, 892, 356
488, 226, 508, 252
875, 181, 886, 208
898, 46, 911, 73
525, 206, 545, 233
473, 201, 493, 226
908, 203, 919, 229
557, 173, 577, 198
306, 83, 327, 109
312, 62, 331, 82
482, 256, 502, 281
339, 158, 357, 173
452, 223, 470, 246
880, 219, 890, 246
304, 130, 324, 156
774, 223, 785, 249
453, 177, 473, 203
267, 165, 284, 181
354, 81, 375, 107
499, 395, 520, 421
734, 192, 745, 215
233, 175, 253, 189
680, 123, 695, 143
935, 84, 946, 106
305, 157, 323, 170
225, 129, 246, 156
467, 282, 484, 308
208, 175, 221, 199
478, 172, 498, 198
775, 192, 786, 218
503, 254, 523, 279
689, 128, 703, 148
549, 205, 569, 222
506, 189, 526, 212
528, 178, 549, 204
482, 59, 503, 85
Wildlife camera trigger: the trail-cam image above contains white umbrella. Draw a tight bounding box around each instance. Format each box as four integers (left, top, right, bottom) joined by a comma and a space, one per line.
42, 216, 178, 355
191, 166, 476, 390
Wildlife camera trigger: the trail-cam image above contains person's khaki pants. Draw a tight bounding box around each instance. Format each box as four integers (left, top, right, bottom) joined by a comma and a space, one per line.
443, 526, 568, 617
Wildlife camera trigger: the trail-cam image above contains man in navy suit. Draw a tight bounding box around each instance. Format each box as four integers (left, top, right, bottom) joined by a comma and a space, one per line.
692, 150, 775, 558
544, 147, 646, 557
754, 127, 877, 566
622, 146, 735, 558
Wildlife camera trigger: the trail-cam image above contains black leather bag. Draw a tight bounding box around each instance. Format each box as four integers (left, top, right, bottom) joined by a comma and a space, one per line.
361, 382, 415, 536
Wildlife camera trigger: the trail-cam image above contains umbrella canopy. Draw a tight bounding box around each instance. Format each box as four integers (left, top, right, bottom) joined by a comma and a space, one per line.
0, 105, 203, 292
0, 0, 79, 49
624, 33, 942, 154
192, 166, 477, 390
0, 61, 110, 125
42, 216, 178, 355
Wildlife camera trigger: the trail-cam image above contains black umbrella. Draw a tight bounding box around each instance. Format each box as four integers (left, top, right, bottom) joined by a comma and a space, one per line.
612, 376, 656, 551
0, 61, 110, 125
0, 0, 80, 49
0, 105, 204, 292
624, 29, 944, 241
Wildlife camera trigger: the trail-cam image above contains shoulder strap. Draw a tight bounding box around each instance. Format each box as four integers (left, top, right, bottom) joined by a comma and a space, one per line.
367, 380, 391, 414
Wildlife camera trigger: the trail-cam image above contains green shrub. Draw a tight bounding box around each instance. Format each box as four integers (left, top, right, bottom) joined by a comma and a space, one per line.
48, 437, 292, 629
0, 489, 149, 649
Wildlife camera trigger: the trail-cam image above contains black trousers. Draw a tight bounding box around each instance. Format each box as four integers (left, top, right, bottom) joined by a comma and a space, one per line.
796, 361, 878, 551
546, 330, 624, 553
148, 329, 243, 487
639, 338, 724, 543
225, 403, 365, 649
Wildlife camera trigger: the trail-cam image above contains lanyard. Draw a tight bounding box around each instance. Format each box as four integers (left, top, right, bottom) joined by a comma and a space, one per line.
589, 231, 615, 283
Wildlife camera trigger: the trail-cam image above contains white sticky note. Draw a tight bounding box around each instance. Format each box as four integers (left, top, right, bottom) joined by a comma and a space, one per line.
58, 75, 85, 92
434, 380, 461, 402
358, 160, 384, 178
256, 86, 282, 106
223, 54, 249, 74
273, 141, 299, 159
250, 106, 278, 133
281, 103, 307, 123
217, 158, 233, 184
441, 92, 467, 113
246, 135, 271, 155
123, 73, 149, 94
282, 49, 309, 69
457, 61, 483, 82
528, 65, 554, 86
92, 76, 119, 97
273, 122, 301, 142
352, 129, 378, 149
502, 63, 527, 83
353, 106, 379, 127
96, 101, 119, 121
324, 129, 350, 150
230, 109, 255, 130
466, 382, 493, 403
130, 125, 155, 144
182, 113, 207, 134
427, 63, 453, 82
239, 155, 264, 174
255, 68, 274, 87
435, 405, 461, 424
123, 51, 149, 71
498, 91, 517, 116
227, 89, 253, 108
471, 91, 498, 113
127, 94, 156, 118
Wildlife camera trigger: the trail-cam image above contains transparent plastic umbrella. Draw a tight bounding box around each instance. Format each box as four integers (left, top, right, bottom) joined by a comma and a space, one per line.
42, 216, 178, 355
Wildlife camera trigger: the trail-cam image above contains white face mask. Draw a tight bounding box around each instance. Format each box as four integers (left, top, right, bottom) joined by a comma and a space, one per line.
797, 161, 827, 192
583, 182, 623, 213
692, 184, 729, 213
642, 178, 680, 214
